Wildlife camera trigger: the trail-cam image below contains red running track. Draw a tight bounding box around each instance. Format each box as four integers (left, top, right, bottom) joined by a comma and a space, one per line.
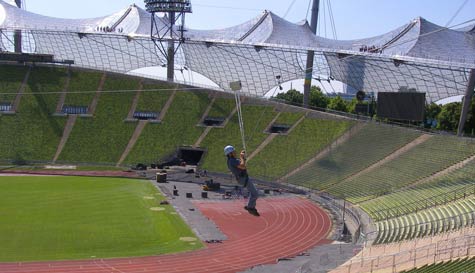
0, 197, 331, 273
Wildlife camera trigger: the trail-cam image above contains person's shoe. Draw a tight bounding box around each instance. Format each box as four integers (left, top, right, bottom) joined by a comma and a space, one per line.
244, 206, 260, 216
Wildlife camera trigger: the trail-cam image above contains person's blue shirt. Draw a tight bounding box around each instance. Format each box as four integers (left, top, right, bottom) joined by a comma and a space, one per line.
227, 157, 248, 180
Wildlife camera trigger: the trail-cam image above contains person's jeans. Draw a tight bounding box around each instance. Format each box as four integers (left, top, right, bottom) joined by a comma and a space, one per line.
239, 175, 258, 208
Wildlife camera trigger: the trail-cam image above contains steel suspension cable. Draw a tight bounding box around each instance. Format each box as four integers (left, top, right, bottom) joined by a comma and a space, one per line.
234, 89, 247, 152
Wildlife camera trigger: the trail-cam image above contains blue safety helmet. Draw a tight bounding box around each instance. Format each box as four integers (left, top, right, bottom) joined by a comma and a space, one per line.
224, 145, 235, 156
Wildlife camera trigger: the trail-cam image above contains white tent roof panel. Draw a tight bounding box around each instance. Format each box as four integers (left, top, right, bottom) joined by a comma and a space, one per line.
1, 0, 474, 102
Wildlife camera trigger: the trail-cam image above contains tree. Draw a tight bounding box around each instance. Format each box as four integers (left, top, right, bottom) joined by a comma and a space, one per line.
437, 102, 461, 132
328, 95, 348, 112
274, 89, 303, 104
424, 102, 442, 128
347, 98, 358, 114
309, 86, 330, 109
462, 97, 475, 135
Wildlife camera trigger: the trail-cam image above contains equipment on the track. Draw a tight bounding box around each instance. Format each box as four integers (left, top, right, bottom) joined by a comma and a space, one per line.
156, 171, 167, 183
203, 179, 220, 191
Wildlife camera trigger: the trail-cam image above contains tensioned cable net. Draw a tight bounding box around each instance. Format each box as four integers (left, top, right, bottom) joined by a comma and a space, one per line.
1, 0, 475, 102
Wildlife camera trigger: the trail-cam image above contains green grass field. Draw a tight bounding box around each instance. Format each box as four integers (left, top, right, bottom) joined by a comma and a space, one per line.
0, 176, 202, 262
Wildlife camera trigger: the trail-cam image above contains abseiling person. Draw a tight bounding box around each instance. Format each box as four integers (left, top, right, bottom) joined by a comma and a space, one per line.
224, 145, 259, 216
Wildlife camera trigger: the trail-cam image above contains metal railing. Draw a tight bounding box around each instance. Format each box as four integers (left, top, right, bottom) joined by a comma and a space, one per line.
371, 183, 475, 221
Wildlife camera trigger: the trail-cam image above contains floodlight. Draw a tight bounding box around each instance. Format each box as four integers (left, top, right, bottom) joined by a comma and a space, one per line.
144, 0, 192, 81
144, 0, 192, 13
230, 81, 242, 91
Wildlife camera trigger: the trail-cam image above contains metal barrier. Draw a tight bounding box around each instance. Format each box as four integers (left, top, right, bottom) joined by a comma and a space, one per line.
371, 183, 475, 221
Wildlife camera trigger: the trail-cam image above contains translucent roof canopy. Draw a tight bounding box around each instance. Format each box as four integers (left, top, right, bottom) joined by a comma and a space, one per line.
1, 0, 474, 102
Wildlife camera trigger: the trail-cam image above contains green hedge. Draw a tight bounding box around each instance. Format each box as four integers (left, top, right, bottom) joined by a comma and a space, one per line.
124, 91, 210, 164
136, 83, 175, 112
0, 64, 28, 102
64, 70, 103, 106
199, 105, 277, 173
274, 111, 304, 125
207, 98, 235, 118
251, 118, 352, 180
0, 66, 68, 162
57, 75, 139, 163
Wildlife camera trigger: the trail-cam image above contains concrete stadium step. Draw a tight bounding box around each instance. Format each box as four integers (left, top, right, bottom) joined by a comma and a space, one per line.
52, 115, 77, 163
10, 66, 31, 113
87, 72, 107, 115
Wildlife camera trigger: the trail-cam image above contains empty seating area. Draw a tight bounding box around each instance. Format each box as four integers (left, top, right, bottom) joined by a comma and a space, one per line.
251, 117, 352, 180
402, 257, 475, 273
133, 111, 158, 120
0, 103, 12, 112
285, 123, 421, 190
374, 197, 475, 244
362, 163, 475, 221
327, 135, 475, 203
62, 105, 88, 115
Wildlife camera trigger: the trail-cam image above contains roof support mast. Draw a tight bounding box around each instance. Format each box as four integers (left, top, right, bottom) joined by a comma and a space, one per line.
167, 11, 175, 82
144, 0, 192, 82
303, 0, 320, 108
14, 0, 21, 53
457, 69, 475, 136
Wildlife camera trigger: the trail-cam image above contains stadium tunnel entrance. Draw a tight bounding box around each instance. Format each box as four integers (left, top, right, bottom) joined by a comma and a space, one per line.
177, 147, 206, 166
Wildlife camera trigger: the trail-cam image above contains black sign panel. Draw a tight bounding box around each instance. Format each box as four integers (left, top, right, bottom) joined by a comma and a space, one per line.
377, 92, 425, 121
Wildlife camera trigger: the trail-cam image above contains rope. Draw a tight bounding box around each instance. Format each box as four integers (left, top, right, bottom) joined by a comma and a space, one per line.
445, 0, 469, 27
327, 0, 338, 39
305, 0, 312, 21
283, 0, 297, 19
192, 4, 260, 12
234, 88, 247, 152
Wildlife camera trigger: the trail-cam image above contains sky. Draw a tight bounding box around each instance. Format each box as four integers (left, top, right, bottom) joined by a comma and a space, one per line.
13, 0, 475, 39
